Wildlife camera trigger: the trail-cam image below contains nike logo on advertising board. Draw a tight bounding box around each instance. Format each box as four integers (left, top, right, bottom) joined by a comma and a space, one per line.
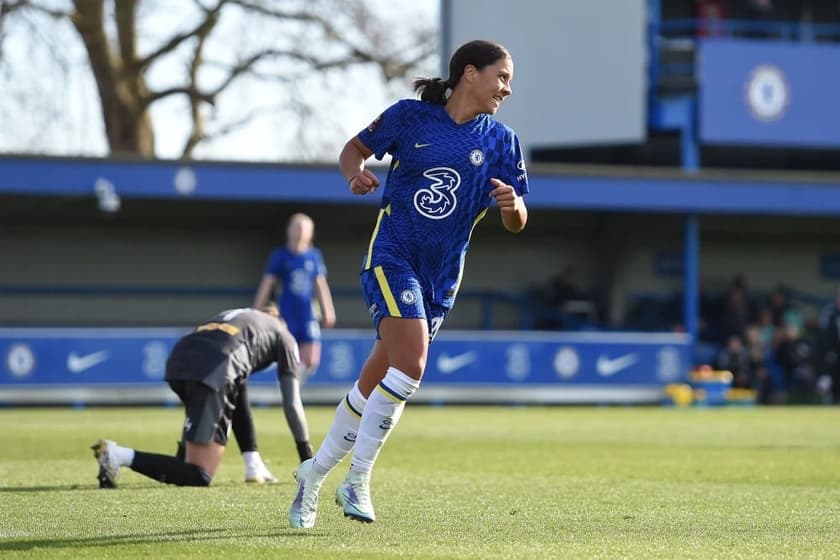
67, 350, 110, 373
437, 351, 477, 374
596, 353, 638, 377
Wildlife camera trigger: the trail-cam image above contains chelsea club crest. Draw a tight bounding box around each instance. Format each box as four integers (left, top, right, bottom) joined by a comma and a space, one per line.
744, 64, 789, 122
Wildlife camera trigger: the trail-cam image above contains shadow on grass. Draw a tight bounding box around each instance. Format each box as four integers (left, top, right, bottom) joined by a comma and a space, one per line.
0, 528, 329, 551
0, 484, 157, 493
0, 529, 224, 551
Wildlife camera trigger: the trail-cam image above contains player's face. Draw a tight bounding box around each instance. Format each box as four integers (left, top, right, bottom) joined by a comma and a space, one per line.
287, 217, 314, 248
469, 56, 513, 115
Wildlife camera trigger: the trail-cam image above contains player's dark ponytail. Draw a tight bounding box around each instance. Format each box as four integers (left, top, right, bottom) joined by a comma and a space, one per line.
414, 77, 449, 105
414, 40, 510, 106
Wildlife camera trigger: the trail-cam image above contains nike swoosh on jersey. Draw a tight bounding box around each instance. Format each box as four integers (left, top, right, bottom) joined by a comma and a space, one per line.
67, 350, 110, 373
437, 351, 478, 374
414, 142, 432, 148
595, 353, 638, 377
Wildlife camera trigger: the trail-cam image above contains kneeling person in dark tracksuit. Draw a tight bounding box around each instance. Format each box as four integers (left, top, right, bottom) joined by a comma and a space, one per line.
91, 304, 313, 487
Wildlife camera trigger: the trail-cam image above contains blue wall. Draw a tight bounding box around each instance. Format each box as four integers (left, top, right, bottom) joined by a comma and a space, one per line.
2, 156, 840, 216
0, 327, 690, 405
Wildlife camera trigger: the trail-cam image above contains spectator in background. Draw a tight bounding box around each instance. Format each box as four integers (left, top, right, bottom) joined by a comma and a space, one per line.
716, 335, 752, 389
746, 0, 775, 23
549, 265, 583, 308
744, 324, 773, 403
733, 0, 782, 38
696, 0, 728, 37
774, 323, 816, 403
755, 307, 778, 351
538, 265, 597, 330
818, 288, 840, 403
718, 286, 751, 344
766, 286, 792, 327
254, 213, 336, 378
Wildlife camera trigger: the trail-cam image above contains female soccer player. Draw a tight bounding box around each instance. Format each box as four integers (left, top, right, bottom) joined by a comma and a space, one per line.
289, 39, 529, 528
254, 213, 336, 376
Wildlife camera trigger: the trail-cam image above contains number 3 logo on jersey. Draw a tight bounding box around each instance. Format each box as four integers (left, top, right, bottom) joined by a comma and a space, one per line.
414, 167, 461, 220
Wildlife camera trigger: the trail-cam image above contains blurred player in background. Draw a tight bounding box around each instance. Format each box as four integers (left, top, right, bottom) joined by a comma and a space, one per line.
91, 304, 314, 488
289, 39, 529, 528
253, 213, 336, 379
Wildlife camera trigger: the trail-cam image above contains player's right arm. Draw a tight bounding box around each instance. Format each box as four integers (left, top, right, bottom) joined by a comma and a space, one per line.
253, 274, 277, 308
340, 136, 379, 195
341, 100, 409, 195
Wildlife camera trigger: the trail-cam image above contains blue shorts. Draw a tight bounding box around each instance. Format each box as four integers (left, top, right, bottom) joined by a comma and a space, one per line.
360, 264, 449, 341
288, 320, 321, 344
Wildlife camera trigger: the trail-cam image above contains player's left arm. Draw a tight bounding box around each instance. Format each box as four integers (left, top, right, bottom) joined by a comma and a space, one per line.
490, 130, 529, 233
489, 179, 528, 233
314, 275, 336, 328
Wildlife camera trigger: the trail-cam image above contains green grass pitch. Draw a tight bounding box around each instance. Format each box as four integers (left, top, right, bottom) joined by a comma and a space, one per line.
1, 405, 839, 559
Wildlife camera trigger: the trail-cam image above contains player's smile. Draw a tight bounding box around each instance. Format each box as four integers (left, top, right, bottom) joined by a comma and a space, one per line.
472, 56, 513, 115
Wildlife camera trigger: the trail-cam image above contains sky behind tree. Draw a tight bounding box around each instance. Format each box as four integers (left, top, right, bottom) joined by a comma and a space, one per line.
0, 0, 439, 162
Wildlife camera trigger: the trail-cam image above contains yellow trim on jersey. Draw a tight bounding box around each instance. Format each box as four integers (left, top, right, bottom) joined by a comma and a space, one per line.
364, 204, 392, 270
374, 265, 401, 317
451, 208, 489, 296
470, 208, 488, 239
195, 322, 240, 336
376, 383, 404, 403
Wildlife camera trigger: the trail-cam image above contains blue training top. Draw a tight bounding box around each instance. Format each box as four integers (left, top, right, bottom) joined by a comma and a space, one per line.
357, 99, 529, 306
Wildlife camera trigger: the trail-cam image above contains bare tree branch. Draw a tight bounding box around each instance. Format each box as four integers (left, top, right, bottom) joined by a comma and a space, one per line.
206, 48, 373, 97
1, 0, 68, 56
194, 103, 278, 147
2, 0, 71, 19
134, 0, 225, 71
142, 86, 215, 108
180, 0, 223, 158
1, 0, 437, 160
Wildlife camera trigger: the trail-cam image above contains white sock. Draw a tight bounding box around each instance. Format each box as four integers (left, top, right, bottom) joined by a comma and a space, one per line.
312, 381, 367, 477
114, 445, 135, 467
349, 367, 419, 479
243, 451, 263, 471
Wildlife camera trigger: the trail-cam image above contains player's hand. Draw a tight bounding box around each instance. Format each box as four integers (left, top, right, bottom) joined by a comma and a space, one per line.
322, 312, 336, 329
488, 178, 520, 211
349, 170, 380, 195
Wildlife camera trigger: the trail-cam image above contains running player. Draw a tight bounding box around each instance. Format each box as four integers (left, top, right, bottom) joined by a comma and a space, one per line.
289, 39, 529, 528
91, 304, 314, 488
254, 213, 336, 378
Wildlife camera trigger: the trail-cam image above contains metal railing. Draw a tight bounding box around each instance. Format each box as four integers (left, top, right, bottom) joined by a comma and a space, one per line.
649, 18, 840, 93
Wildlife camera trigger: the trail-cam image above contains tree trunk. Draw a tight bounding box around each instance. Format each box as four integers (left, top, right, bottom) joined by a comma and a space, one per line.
71, 0, 154, 157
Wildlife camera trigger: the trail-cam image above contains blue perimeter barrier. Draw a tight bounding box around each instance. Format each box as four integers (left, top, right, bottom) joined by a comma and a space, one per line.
0, 328, 690, 406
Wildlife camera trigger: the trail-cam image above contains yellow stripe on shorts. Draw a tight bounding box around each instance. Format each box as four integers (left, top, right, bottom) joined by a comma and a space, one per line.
373, 265, 401, 317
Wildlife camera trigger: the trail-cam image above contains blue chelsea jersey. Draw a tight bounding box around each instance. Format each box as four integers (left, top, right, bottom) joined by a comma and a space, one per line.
264, 247, 326, 327
357, 99, 529, 302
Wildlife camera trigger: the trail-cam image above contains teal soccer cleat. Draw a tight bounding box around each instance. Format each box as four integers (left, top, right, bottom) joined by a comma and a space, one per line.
335, 471, 376, 523
289, 458, 324, 528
